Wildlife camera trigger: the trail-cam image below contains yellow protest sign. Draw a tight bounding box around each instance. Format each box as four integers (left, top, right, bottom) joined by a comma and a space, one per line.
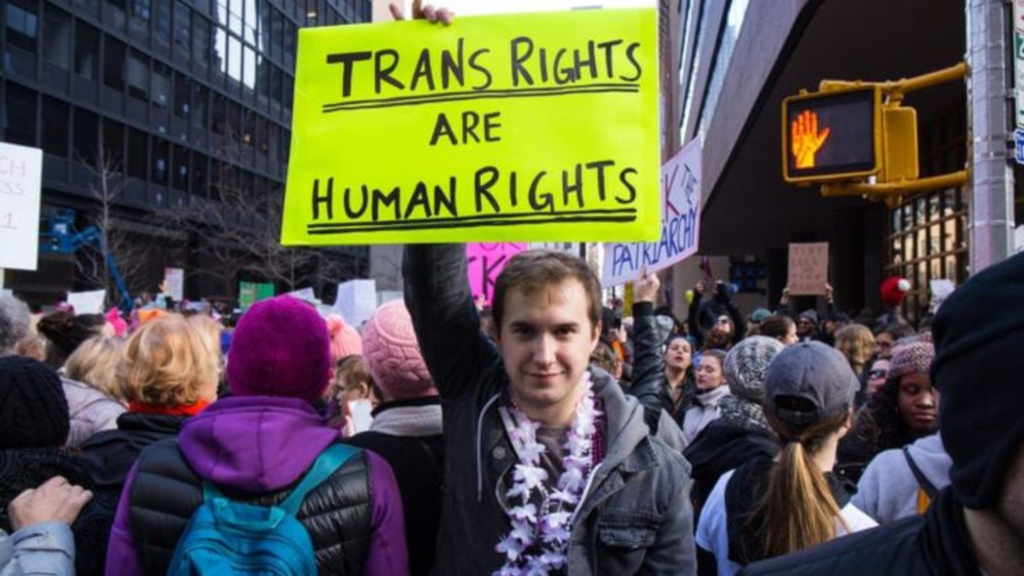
281, 9, 661, 245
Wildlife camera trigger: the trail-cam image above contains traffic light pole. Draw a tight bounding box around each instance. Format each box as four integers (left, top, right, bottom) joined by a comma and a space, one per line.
967, 0, 1016, 273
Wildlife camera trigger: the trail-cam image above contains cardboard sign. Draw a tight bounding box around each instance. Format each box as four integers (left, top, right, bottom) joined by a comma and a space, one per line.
281, 9, 661, 245
787, 242, 829, 295
0, 143, 43, 271
334, 279, 377, 327
163, 268, 185, 302
467, 242, 528, 305
602, 138, 702, 286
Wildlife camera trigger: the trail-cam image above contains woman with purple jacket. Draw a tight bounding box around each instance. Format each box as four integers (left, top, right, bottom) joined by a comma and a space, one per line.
104, 296, 409, 576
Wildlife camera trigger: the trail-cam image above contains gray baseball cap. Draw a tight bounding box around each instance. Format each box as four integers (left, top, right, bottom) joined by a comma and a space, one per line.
764, 341, 858, 427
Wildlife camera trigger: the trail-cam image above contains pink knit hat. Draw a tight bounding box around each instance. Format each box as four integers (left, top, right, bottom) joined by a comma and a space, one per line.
361, 300, 435, 400
325, 314, 363, 363
888, 340, 934, 380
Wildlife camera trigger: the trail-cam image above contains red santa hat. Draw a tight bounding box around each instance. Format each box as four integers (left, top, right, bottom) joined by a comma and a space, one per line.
880, 277, 912, 308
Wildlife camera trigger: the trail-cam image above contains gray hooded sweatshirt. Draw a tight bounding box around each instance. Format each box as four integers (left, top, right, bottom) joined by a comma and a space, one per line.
852, 433, 952, 524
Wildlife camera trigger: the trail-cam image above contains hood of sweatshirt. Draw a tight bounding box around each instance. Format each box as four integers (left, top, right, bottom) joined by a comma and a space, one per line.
178, 395, 344, 493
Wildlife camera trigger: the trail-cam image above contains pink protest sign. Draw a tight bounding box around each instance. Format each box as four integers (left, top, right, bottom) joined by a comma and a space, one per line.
467, 243, 528, 305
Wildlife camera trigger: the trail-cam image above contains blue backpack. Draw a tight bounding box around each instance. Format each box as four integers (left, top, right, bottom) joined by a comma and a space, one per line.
166, 443, 358, 576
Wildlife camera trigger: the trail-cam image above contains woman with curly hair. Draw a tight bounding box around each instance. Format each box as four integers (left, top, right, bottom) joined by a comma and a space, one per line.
837, 340, 938, 483
833, 324, 876, 407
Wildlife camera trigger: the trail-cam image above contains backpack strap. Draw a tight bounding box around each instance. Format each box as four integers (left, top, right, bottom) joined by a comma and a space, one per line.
202, 443, 360, 516
902, 446, 938, 499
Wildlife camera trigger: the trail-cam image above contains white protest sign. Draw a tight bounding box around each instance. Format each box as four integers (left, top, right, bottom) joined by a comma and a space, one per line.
287, 286, 319, 304
602, 139, 702, 286
163, 268, 185, 302
0, 143, 43, 271
67, 289, 107, 315
334, 279, 377, 328
378, 290, 403, 306
929, 279, 956, 313
787, 243, 830, 295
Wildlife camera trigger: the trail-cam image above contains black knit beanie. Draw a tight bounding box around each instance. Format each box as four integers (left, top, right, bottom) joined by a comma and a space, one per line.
0, 356, 70, 449
931, 252, 1024, 510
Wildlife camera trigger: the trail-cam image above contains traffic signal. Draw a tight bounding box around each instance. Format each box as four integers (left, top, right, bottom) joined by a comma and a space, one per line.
782, 86, 882, 183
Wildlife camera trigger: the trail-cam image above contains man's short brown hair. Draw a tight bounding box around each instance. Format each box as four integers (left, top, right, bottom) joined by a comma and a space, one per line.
491, 249, 602, 334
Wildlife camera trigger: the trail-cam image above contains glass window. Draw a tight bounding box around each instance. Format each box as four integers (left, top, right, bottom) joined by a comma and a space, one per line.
172, 145, 190, 191
227, 100, 241, 141
104, 0, 127, 30
152, 62, 172, 108
211, 93, 227, 134
192, 153, 208, 195
127, 49, 150, 101
173, 0, 191, 55
243, 44, 256, 90
283, 20, 296, 68
127, 128, 148, 179
73, 108, 99, 165
271, 7, 283, 60
214, 26, 229, 76
698, 0, 750, 136
6, 0, 39, 54
104, 36, 127, 90
42, 5, 72, 69
193, 15, 212, 67
192, 82, 208, 126
42, 96, 70, 157
256, 115, 268, 154
3, 84, 37, 146
174, 73, 191, 118
130, 0, 151, 23
227, 35, 243, 83
243, 109, 255, 146
152, 138, 169, 185
282, 73, 293, 109
75, 21, 100, 80
102, 118, 125, 170
208, 159, 222, 200
267, 122, 278, 158
154, 0, 171, 37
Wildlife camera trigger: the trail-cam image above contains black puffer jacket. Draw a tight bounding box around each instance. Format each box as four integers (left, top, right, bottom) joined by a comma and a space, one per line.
127, 438, 373, 576
629, 301, 691, 434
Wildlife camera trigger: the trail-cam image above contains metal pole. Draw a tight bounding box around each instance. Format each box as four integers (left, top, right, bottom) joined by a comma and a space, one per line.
966, 0, 1015, 273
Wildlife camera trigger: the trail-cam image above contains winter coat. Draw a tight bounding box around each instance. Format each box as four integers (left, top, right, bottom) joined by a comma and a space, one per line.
625, 301, 693, 434
79, 412, 188, 491
0, 448, 110, 576
681, 387, 731, 448
0, 523, 75, 576
852, 433, 952, 524
739, 488, 979, 576
60, 377, 125, 448
696, 456, 876, 576
345, 397, 444, 576
682, 420, 776, 516
104, 395, 408, 576
404, 244, 696, 576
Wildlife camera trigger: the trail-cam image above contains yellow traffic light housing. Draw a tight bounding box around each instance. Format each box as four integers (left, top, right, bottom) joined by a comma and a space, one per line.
782, 86, 882, 184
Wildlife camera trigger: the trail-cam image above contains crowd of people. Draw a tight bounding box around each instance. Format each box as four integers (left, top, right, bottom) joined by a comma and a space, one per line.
0, 238, 1021, 576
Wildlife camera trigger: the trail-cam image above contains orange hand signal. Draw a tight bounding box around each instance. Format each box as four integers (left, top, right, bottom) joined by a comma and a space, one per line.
791, 110, 831, 169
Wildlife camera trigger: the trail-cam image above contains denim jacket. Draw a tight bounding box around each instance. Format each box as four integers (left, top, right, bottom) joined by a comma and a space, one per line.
404, 244, 696, 576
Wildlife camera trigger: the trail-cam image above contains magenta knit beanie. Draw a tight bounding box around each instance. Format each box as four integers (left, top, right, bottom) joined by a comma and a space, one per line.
361, 300, 435, 400
227, 295, 331, 402
325, 314, 363, 363
888, 340, 935, 380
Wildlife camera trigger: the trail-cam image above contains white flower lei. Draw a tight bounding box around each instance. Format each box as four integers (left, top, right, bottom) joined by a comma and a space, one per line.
494, 373, 601, 576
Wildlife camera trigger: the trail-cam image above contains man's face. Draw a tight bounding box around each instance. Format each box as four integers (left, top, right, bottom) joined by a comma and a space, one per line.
797, 316, 815, 336
497, 280, 600, 421
876, 332, 895, 359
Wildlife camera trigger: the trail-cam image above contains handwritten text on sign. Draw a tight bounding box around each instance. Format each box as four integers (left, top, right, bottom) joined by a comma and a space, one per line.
0, 143, 43, 271
281, 9, 661, 245
787, 242, 829, 296
467, 243, 527, 305
602, 138, 702, 286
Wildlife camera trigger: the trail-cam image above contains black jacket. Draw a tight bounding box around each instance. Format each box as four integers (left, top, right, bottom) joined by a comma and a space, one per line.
404, 244, 696, 576
626, 301, 693, 434
740, 487, 982, 576
682, 421, 777, 516
79, 412, 188, 490
344, 397, 444, 576
126, 438, 373, 576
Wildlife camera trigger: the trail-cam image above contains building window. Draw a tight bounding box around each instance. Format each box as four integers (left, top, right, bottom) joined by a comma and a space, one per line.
75, 21, 100, 80
6, 0, 39, 54
73, 107, 99, 165
173, 0, 191, 55
152, 137, 170, 185
174, 73, 191, 118
697, 0, 750, 137
104, 36, 127, 91
3, 84, 38, 146
127, 49, 151, 101
101, 118, 125, 170
152, 62, 172, 108
172, 145, 190, 191
211, 93, 227, 134
127, 128, 148, 179
192, 81, 209, 126
42, 4, 72, 69
192, 152, 208, 195
193, 15, 212, 67
104, 0, 128, 30
42, 96, 70, 157
154, 0, 172, 38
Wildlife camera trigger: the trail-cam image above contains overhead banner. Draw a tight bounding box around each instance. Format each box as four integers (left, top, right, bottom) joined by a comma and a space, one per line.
467, 242, 528, 305
281, 9, 661, 245
0, 143, 43, 271
602, 138, 702, 286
